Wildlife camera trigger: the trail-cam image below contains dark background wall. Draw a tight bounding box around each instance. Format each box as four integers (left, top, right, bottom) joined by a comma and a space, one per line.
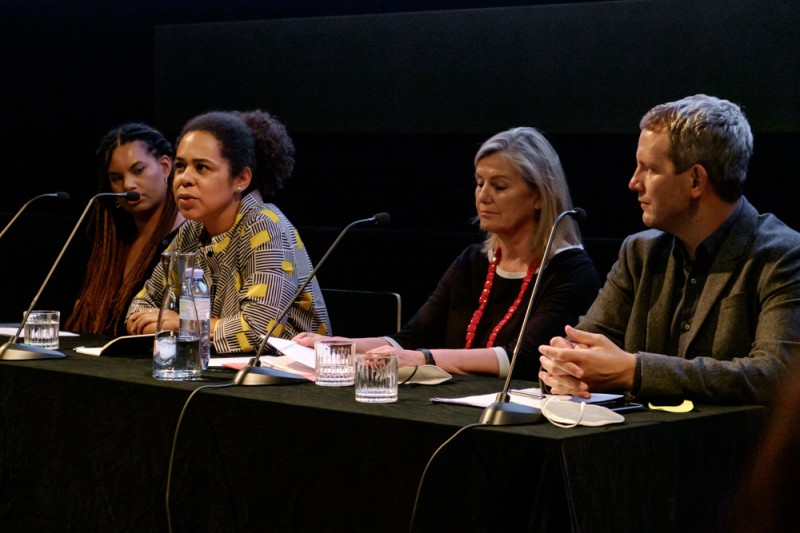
1, 0, 798, 326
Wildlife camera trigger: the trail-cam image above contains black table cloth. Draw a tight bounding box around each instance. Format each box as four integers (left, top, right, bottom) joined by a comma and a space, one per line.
0, 336, 766, 532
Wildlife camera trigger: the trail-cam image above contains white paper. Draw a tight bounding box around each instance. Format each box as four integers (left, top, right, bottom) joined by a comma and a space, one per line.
431, 388, 622, 409
265, 337, 316, 367
208, 354, 313, 380
74, 346, 103, 356
254, 354, 314, 377
73, 333, 155, 356
432, 388, 547, 408
208, 356, 270, 367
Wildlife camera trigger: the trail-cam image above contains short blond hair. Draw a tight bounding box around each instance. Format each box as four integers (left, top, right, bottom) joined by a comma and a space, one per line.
640, 94, 752, 202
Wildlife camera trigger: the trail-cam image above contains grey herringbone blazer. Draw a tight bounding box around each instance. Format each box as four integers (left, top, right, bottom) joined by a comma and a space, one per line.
579, 198, 800, 404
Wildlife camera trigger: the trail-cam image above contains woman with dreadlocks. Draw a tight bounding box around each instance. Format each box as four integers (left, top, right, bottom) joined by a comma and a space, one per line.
65, 123, 185, 335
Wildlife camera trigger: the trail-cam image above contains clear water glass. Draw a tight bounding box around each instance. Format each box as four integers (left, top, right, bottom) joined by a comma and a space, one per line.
23, 310, 60, 349
355, 352, 398, 403
314, 340, 356, 386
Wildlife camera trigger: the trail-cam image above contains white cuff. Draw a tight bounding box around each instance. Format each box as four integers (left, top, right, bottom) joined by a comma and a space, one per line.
494, 347, 510, 378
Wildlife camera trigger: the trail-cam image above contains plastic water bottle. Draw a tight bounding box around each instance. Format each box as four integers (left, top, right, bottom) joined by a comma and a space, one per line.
178, 268, 202, 373
187, 267, 211, 369
154, 252, 201, 381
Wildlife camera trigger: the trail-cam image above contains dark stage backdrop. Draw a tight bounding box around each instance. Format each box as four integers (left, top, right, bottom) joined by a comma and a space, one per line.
154, 0, 799, 136
1, 0, 798, 325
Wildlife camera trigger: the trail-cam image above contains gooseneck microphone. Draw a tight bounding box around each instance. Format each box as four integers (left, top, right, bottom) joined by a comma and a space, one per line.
0, 192, 70, 241
233, 212, 391, 386
0, 191, 140, 361
479, 207, 587, 425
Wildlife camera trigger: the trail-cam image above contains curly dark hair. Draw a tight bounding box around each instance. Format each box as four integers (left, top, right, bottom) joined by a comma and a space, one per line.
176, 110, 295, 199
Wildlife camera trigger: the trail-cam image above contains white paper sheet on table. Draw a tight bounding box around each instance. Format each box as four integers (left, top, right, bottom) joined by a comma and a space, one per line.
73, 334, 154, 356
431, 388, 623, 409
208, 338, 317, 379
209, 354, 315, 379
265, 337, 316, 367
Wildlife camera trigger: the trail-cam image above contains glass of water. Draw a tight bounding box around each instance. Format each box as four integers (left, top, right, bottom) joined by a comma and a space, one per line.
23, 310, 60, 349
355, 352, 398, 403
314, 340, 356, 386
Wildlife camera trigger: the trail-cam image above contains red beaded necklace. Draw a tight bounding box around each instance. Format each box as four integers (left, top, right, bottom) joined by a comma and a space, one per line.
464, 248, 541, 348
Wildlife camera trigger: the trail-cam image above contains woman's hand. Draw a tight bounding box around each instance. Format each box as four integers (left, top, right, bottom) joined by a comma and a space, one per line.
365, 345, 425, 367
292, 332, 350, 347
126, 309, 177, 335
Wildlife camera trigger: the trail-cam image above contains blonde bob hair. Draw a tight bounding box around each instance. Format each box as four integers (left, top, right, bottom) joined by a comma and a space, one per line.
475, 127, 581, 259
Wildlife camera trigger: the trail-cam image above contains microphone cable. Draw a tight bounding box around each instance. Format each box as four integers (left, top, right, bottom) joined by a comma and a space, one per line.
162, 212, 391, 530
165, 381, 236, 533
408, 421, 487, 533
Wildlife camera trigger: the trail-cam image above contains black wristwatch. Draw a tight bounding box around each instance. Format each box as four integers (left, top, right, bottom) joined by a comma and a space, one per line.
419, 348, 436, 366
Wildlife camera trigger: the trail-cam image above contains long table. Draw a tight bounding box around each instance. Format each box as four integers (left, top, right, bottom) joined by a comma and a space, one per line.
0, 336, 766, 532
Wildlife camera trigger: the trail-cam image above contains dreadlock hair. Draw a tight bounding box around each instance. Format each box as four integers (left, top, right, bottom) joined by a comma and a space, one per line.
65, 123, 178, 335
176, 110, 295, 199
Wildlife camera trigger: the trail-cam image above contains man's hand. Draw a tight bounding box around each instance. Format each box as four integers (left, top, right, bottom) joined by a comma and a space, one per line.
538, 325, 636, 398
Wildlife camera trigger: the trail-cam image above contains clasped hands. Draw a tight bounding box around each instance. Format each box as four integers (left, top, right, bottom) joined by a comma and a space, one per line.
538, 325, 636, 399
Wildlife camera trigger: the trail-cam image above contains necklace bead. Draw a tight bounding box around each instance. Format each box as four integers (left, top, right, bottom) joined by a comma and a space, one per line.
464, 248, 540, 349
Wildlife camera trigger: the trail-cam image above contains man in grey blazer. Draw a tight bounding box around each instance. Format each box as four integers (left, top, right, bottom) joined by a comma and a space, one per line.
539, 94, 800, 404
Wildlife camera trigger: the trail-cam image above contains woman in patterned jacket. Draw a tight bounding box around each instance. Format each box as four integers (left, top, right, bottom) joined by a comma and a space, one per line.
126, 110, 329, 353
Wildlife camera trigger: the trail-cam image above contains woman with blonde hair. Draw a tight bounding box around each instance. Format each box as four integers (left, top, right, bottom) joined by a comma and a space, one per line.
295, 127, 599, 379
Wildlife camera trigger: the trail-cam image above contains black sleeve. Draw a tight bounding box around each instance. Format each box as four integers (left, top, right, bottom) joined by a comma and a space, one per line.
389, 250, 467, 349
505, 249, 601, 379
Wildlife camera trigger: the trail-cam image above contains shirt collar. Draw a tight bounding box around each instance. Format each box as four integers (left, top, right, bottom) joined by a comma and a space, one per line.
199, 191, 264, 245
672, 199, 743, 266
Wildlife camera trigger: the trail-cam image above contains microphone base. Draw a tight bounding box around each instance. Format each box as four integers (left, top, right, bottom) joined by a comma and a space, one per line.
479, 401, 542, 426
0, 342, 66, 361
232, 365, 308, 386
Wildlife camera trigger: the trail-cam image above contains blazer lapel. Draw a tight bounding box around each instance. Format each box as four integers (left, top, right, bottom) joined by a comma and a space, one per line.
681, 199, 757, 355
645, 241, 678, 355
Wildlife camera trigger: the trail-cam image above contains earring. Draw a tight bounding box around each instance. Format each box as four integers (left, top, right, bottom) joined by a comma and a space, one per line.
237, 186, 242, 193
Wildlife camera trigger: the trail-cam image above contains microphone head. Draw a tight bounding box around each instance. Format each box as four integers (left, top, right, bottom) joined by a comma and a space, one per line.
571, 207, 587, 221
42, 191, 69, 202
123, 191, 141, 201
372, 212, 391, 225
